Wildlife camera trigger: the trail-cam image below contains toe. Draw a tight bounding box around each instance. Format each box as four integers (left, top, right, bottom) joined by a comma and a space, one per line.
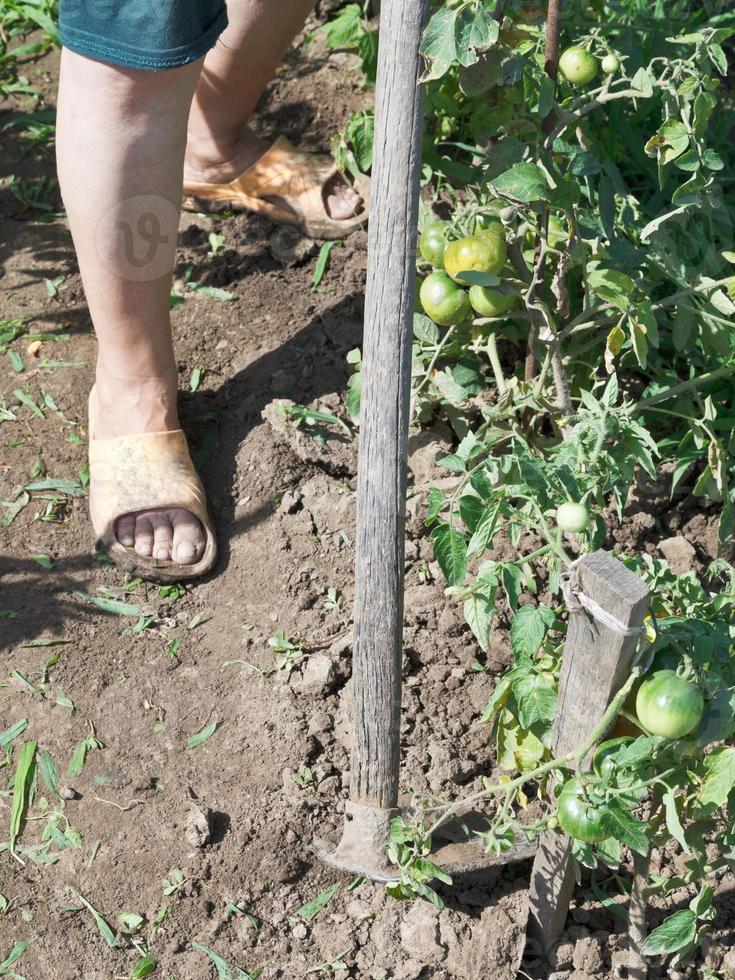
171, 509, 205, 565
116, 514, 136, 548
149, 511, 174, 561
133, 515, 154, 557
324, 175, 362, 220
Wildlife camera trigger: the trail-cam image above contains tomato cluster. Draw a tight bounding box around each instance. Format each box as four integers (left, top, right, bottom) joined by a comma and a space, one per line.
554, 669, 706, 845
417, 220, 513, 326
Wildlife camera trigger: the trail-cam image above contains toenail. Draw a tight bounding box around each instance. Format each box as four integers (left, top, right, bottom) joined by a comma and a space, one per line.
175, 541, 197, 563
120, 535, 134, 547
155, 546, 169, 560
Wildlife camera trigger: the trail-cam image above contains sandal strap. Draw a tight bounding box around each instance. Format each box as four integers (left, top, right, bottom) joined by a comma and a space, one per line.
182, 136, 339, 222
89, 430, 212, 543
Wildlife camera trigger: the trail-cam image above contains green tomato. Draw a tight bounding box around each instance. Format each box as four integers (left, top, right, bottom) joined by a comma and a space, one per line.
556, 778, 609, 843
559, 46, 599, 86
635, 670, 705, 739
444, 234, 507, 283
592, 736, 634, 778
556, 501, 590, 533
601, 53, 620, 75
419, 271, 471, 326
472, 213, 504, 237
468, 285, 517, 317
419, 220, 448, 269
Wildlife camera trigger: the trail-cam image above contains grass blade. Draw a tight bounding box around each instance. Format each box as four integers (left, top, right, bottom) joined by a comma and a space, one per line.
72, 591, 141, 616
187, 720, 221, 749
9, 740, 37, 853
69, 890, 116, 948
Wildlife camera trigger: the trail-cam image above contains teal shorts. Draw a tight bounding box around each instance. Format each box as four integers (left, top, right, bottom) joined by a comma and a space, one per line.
59, 0, 229, 71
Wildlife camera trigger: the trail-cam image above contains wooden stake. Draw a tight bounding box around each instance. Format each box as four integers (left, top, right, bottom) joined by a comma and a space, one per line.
528, 550, 650, 952
350, 0, 427, 811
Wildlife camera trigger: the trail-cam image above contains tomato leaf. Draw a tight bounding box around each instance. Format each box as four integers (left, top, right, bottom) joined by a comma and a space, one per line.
463, 589, 496, 653
600, 801, 649, 856
513, 673, 557, 729
662, 788, 690, 853
642, 909, 697, 956
509, 604, 554, 662
490, 162, 549, 203
698, 745, 735, 808
420, 8, 458, 81
431, 523, 468, 586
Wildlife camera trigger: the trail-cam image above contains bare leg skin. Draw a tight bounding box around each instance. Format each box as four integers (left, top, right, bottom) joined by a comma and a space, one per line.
56, 51, 207, 564
185, 0, 361, 219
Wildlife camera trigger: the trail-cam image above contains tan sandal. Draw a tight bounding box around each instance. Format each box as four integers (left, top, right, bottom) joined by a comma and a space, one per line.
182, 136, 370, 241
89, 430, 217, 583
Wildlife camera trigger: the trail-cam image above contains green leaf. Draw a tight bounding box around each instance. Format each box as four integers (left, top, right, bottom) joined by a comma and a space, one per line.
311, 240, 341, 289
420, 8, 458, 81
189, 367, 203, 393
0, 940, 33, 975
10, 740, 37, 853
463, 590, 496, 653
191, 941, 258, 980
513, 673, 556, 729
467, 503, 499, 557
490, 163, 549, 203
39, 749, 63, 805
662, 788, 689, 853
698, 746, 735, 808
13, 388, 44, 419
70, 889, 117, 948
509, 604, 553, 662
296, 883, 340, 921
454, 6, 499, 67
131, 955, 157, 978
432, 523, 468, 586
321, 4, 362, 49
600, 801, 649, 856
1, 491, 30, 527
586, 269, 635, 311
187, 720, 221, 749
0, 718, 28, 749
72, 591, 141, 616
642, 909, 697, 957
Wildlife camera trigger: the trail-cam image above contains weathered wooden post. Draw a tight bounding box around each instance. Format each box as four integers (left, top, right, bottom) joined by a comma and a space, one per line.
528, 550, 650, 952
312, 0, 429, 878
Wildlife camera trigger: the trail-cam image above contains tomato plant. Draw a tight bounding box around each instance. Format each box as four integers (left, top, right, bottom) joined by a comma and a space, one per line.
328, 0, 735, 959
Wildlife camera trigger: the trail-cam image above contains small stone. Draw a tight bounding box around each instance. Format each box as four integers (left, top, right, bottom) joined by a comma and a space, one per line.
185, 803, 211, 849
307, 710, 333, 736
572, 937, 604, 975
659, 535, 697, 574
270, 225, 317, 266
292, 922, 308, 940
395, 960, 424, 980
300, 654, 336, 694
722, 949, 735, 980
399, 903, 445, 963
548, 973, 572, 980
549, 941, 575, 970
279, 489, 303, 514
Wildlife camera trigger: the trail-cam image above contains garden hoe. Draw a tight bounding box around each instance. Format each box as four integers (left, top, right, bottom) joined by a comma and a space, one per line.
311, 0, 537, 886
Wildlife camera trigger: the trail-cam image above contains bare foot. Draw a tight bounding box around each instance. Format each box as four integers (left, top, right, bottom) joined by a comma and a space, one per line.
89, 367, 205, 566
184, 127, 363, 221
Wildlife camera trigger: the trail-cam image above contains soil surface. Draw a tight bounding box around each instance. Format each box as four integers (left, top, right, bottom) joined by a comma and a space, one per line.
0, 12, 732, 980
